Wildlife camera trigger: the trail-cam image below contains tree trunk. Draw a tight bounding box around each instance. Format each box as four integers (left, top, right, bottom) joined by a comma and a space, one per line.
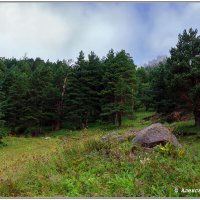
54, 75, 67, 131
54, 120, 61, 131
82, 120, 88, 129
52, 120, 61, 131
194, 114, 200, 126
32, 128, 41, 137
112, 114, 115, 125
118, 112, 122, 127
114, 112, 118, 125
194, 106, 200, 126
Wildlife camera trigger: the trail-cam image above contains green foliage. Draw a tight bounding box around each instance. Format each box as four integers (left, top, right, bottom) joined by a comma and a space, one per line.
149, 63, 176, 113
101, 49, 137, 126
154, 142, 185, 158
0, 58, 71, 135
0, 50, 137, 134
168, 28, 200, 106
64, 51, 102, 129
135, 67, 154, 111
149, 28, 200, 126
169, 120, 200, 136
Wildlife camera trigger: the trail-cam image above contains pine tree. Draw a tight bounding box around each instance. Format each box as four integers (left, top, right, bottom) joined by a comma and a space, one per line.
150, 62, 176, 113
64, 51, 89, 129
136, 67, 153, 111
85, 51, 103, 122
1, 66, 30, 133
167, 28, 200, 126
0, 49, 138, 132
44, 60, 69, 131
65, 51, 104, 129
101, 50, 137, 126
0, 59, 6, 140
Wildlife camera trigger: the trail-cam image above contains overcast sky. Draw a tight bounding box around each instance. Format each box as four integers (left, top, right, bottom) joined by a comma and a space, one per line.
1, 2, 200, 66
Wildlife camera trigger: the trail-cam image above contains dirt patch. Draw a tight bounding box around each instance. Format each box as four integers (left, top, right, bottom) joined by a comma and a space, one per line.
165, 111, 192, 123
143, 113, 162, 123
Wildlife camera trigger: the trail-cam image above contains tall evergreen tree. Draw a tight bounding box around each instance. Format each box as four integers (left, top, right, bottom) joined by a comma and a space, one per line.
167, 28, 200, 126
150, 62, 176, 113
0, 59, 6, 140
46, 60, 69, 131
101, 50, 137, 126
1, 67, 30, 133
65, 51, 103, 129
64, 51, 90, 129
135, 67, 153, 111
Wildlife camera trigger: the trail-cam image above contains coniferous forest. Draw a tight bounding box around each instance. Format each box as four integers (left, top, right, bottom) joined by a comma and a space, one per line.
0, 28, 200, 138
0, 49, 137, 135
0, 29, 200, 197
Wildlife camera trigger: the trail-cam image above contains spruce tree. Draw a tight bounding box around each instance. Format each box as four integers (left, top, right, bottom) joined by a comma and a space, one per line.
167, 28, 200, 126
64, 51, 89, 129
150, 62, 176, 113
136, 67, 153, 111
101, 50, 137, 126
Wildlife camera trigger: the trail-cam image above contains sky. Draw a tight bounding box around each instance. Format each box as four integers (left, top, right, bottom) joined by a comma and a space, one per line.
1, 2, 200, 66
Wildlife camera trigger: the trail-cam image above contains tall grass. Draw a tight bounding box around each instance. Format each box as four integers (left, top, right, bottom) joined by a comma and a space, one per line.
0, 111, 199, 197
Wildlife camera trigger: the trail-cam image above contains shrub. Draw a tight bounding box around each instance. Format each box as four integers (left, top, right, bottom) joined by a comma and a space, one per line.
155, 142, 185, 158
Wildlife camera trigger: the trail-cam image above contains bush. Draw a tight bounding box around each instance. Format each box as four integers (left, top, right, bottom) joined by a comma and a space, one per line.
84, 138, 113, 153
0, 127, 9, 145
0, 128, 8, 147
154, 143, 184, 158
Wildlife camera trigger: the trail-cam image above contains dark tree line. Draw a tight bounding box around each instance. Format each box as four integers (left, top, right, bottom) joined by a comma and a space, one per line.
0, 50, 137, 136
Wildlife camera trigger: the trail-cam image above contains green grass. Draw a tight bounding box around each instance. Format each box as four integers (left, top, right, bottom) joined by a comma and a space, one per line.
168, 120, 200, 136
0, 111, 199, 197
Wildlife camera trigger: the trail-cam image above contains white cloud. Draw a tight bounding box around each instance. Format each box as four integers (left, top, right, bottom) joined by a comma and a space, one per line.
1, 3, 200, 66
141, 3, 200, 65
0, 3, 68, 59
0, 3, 140, 62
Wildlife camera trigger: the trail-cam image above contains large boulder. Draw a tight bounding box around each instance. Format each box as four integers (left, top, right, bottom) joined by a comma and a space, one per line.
132, 123, 182, 148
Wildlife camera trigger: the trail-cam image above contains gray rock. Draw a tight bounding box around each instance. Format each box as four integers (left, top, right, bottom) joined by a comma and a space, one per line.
101, 130, 138, 143
44, 137, 51, 140
101, 131, 118, 141
132, 123, 182, 148
60, 136, 68, 145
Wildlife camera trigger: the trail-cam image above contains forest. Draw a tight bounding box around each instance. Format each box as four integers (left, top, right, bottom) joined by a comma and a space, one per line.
0, 28, 199, 197
0, 28, 200, 137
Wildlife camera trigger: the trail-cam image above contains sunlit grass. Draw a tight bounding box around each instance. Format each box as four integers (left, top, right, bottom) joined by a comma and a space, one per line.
0, 136, 59, 181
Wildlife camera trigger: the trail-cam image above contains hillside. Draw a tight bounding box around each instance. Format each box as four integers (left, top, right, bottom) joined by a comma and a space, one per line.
0, 111, 199, 197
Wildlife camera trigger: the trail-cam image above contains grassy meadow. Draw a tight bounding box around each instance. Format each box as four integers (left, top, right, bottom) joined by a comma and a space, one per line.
0, 111, 200, 197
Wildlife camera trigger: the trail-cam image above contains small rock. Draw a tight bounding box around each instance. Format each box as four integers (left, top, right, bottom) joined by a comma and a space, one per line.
101, 129, 138, 143
101, 131, 118, 141
60, 136, 68, 145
